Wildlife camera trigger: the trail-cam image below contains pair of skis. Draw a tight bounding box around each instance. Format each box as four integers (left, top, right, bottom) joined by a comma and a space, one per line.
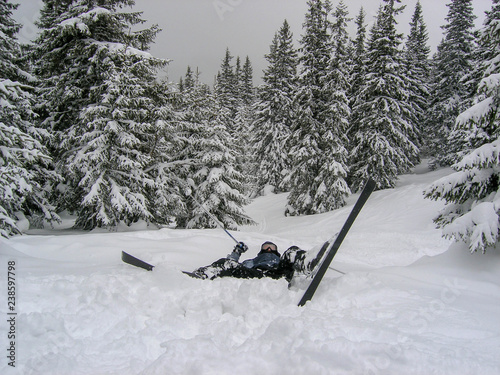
122, 179, 376, 307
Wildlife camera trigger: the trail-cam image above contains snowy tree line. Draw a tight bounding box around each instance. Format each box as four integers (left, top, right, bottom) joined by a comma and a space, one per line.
1, 0, 500, 253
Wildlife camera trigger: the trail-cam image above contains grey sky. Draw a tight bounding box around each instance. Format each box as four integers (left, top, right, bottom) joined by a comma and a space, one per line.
14, 0, 492, 85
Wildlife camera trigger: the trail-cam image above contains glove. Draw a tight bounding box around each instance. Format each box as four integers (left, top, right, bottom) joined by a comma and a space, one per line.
234, 242, 248, 255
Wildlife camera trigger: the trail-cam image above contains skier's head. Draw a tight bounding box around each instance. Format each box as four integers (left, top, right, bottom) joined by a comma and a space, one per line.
259, 241, 280, 256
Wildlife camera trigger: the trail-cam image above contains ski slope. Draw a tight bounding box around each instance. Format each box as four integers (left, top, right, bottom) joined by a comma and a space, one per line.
1, 165, 499, 375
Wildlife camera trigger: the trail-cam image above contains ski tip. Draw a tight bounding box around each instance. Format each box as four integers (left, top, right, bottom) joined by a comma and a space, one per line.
121, 251, 154, 271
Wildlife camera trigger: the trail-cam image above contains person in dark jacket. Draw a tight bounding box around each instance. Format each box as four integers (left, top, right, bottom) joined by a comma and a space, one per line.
188, 241, 313, 281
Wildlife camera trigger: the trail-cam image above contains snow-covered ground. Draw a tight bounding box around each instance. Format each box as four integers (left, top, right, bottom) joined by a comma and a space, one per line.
1, 165, 499, 375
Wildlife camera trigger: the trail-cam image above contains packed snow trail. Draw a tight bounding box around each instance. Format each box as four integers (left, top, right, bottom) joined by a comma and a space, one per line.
1, 166, 499, 375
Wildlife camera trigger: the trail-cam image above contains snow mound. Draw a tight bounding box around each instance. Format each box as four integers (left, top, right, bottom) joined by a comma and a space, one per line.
1, 167, 499, 374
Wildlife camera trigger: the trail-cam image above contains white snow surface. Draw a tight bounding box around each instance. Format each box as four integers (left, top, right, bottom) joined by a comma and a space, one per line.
1, 166, 500, 375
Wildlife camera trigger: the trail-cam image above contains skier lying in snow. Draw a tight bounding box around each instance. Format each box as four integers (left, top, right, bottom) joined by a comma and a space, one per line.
188, 241, 325, 281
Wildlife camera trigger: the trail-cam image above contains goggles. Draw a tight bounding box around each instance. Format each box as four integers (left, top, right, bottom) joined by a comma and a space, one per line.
261, 243, 277, 252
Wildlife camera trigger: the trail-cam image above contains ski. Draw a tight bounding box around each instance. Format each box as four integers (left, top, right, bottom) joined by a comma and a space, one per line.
298, 179, 376, 307
122, 251, 204, 277
121, 251, 207, 277
121, 251, 154, 271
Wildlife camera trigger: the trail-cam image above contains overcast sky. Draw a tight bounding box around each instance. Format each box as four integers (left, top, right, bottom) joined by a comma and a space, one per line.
14, 0, 493, 85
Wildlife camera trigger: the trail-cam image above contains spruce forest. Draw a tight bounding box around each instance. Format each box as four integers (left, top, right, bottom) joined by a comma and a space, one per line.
1, 0, 500, 253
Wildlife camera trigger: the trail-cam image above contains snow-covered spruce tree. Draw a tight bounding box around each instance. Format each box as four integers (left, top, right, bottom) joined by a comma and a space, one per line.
348, 0, 419, 192
177, 67, 254, 229
425, 0, 500, 253
212, 49, 254, 199
426, 0, 476, 167
215, 48, 239, 118
327, 0, 351, 163
33, 0, 94, 159
0, 0, 59, 237
215, 51, 242, 139
67, 41, 171, 230
235, 56, 255, 141
252, 19, 298, 193
349, 6, 367, 111
174, 67, 208, 227
286, 0, 350, 215
404, 0, 431, 154
234, 56, 242, 97
144, 78, 186, 227
347, 6, 367, 172
239, 56, 254, 107
33, 0, 176, 229
233, 56, 256, 194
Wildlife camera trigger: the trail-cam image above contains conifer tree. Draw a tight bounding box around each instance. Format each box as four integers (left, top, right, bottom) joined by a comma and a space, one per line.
287, 0, 350, 215
215, 48, 238, 118
327, 0, 351, 156
174, 67, 210, 227
233, 56, 255, 193
144, 78, 185, 226
404, 0, 431, 154
426, 0, 477, 167
349, 7, 367, 109
240, 56, 254, 106
253, 20, 298, 193
177, 68, 254, 229
425, 0, 500, 253
235, 55, 242, 99
68, 50, 169, 229
32, 0, 178, 229
347, 6, 367, 171
214, 49, 254, 195
0, 0, 59, 236
189, 107, 255, 229
349, 0, 419, 192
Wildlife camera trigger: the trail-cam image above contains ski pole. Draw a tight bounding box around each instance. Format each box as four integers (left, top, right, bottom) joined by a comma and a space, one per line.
189, 193, 240, 245
328, 266, 346, 275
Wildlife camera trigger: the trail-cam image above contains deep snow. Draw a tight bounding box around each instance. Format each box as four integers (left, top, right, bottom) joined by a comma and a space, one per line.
1, 165, 499, 375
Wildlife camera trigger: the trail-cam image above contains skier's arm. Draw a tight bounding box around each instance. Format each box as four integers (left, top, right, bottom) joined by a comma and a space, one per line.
227, 241, 248, 261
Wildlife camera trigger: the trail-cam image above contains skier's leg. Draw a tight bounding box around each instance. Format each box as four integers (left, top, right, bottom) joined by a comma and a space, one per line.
190, 258, 235, 279
191, 258, 263, 280
281, 241, 330, 277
